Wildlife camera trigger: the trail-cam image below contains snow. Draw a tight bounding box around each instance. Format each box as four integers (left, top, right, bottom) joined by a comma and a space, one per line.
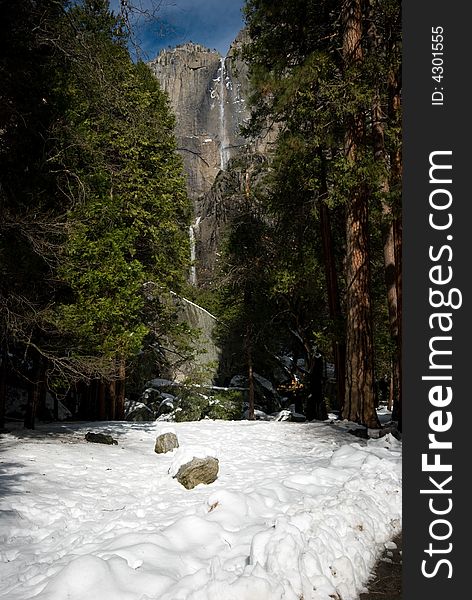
0, 419, 401, 600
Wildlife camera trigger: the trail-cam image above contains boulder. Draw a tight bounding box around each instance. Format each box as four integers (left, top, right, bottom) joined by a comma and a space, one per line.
85, 432, 118, 445
125, 402, 155, 422
173, 457, 219, 490
155, 432, 179, 454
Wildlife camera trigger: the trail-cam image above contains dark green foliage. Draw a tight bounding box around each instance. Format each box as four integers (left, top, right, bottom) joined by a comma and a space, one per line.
206, 390, 244, 420
213, 0, 402, 424
0, 0, 192, 423
172, 387, 244, 422
48, 1, 189, 364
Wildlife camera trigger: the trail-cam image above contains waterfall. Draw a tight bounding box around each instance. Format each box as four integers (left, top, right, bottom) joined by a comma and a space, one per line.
218, 57, 229, 171
189, 217, 200, 286
189, 225, 196, 285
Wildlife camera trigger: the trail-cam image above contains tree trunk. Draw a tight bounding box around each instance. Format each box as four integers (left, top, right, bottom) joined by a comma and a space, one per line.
108, 380, 116, 421
318, 154, 346, 410
393, 215, 402, 430
247, 342, 255, 420
368, 6, 402, 426
98, 380, 106, 420
342, 0, 379, 428
0, 351, 6, 430
305, 355, 328, 421
38, 374, 47, 421
116, 358, 126, 421
24, 358, 44, 430
343, 192, 378, 427
24, 383, 39, 430
372, 78, 402, 429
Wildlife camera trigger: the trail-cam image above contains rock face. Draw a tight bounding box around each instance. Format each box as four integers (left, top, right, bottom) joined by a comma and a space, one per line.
148, 32, 251, 202
173, 456, 219, 489
149, 31, 276, 287
155, 432, 179, 454
171, 294, 220, 381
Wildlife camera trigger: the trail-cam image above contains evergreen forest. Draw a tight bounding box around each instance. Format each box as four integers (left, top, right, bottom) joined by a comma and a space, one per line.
0, 0, 402, 433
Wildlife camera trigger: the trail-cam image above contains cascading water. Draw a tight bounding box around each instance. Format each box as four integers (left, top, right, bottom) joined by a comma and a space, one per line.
218, 56, 230, 171
189, 225, 196, 285
189, 217, 200, 286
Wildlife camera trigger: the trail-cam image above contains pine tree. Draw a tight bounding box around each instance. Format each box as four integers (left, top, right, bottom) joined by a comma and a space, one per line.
0, 0, 191, 426
52, 0, 191, 419
242, 0, 401, 426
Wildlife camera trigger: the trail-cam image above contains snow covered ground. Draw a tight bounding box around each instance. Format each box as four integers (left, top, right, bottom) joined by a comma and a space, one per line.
0, 417, 401, 600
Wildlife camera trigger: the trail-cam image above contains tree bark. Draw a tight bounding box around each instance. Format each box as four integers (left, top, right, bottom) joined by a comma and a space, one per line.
98, 380, 106, 420
393, 215, 402, 430
116, 358, 126, 420
108, 380, 116, 421
342, 0, 379, 428
0, 350, 6, 430
368, 4, 402, 427
318, 153, 346, 410
371, 63, 402, 431
24, 358, 44, 430
247, 341, 255, 420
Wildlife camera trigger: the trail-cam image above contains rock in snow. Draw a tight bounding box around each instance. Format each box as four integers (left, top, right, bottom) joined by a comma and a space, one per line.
174, 456, 219, 489
154, 432, 179, 454
84, 432, 118, 445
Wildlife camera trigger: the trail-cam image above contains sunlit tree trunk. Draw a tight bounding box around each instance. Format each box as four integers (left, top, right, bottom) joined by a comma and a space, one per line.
342, 0, 379, 428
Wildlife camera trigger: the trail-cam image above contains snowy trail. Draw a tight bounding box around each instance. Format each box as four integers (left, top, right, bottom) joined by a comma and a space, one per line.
0, 420, 401, 600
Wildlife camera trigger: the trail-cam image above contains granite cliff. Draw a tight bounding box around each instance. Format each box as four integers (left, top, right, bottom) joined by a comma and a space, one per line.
149, 31, 274, 286
148, 31, 251, 202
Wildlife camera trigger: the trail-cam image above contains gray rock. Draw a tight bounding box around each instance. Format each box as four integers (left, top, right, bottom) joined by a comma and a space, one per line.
126, 405, 155, 422
157, 398, 175, 415
125, 400, 156, 422
173, 456, 219, 490
155, 432, 179, 454
85, 432, 118, 445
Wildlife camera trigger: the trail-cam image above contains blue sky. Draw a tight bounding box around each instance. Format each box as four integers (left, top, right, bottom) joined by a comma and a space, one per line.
110, 0, 246, 59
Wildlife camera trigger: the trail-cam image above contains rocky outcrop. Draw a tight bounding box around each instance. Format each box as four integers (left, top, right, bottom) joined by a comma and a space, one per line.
170, 293, 220, 382
194, 154, 268, 285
